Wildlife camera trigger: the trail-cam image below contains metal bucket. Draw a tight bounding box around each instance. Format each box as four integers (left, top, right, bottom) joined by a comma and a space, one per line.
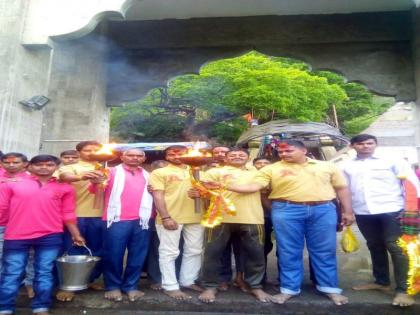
56, 245, 101, 291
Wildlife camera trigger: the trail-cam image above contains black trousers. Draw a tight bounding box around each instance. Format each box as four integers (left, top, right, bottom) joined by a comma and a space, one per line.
201, 223, 265, 289
356, 211, 408, 292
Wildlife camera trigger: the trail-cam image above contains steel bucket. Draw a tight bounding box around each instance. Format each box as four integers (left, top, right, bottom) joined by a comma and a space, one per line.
56, 245, 101, 291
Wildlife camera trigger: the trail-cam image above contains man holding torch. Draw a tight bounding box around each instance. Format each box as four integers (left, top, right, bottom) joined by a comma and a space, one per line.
197, 148, 273, 303
56, 140, 104, 302
150, 145, 204, 300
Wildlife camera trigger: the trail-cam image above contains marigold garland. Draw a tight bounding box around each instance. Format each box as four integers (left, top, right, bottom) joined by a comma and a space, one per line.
189, 168, 236, 228
397, 234, 420, 295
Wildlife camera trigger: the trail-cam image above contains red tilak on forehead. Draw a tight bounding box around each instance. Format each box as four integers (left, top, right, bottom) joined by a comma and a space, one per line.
3, 157, 19, 162
278, 143, 290, 149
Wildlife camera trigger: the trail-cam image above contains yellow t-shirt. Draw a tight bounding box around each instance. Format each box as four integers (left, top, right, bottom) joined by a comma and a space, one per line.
58, 160, 102, 217
204, 166, 264, 224
150, 164, 202, 224
254, 158, 347, 202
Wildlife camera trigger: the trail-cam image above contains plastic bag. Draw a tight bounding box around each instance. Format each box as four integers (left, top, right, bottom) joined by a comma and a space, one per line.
340, 226, 360, 253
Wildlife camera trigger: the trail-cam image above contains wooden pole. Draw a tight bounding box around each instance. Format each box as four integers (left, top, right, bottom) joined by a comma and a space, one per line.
332, 104, 339, 128
192, 167, 201, 213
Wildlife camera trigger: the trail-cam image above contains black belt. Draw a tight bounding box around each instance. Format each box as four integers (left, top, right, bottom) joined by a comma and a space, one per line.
272, 199, 331, 206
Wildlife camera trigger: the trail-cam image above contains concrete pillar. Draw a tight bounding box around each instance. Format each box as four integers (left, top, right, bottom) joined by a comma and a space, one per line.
0, 0, 51, 157
413, 7, 420, 160
40, 37, 110, 155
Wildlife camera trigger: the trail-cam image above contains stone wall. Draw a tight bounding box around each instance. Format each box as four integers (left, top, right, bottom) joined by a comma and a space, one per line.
106, 11, 415, 104
0, 0, 50, 157
413, 7, 420, 159
39, 37, 110, 155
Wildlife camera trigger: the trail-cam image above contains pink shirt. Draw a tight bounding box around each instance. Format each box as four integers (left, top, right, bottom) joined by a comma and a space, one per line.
93, 165, 147, 221
0, 171, 31, 226
0, 176, 77, 240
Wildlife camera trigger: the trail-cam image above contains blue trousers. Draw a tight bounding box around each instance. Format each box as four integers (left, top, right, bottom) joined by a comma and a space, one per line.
0, 233, 62, 314
0, 226, 35, 287
103, 220, 150, 292
271, 201, 341, 295
63, 217, 105, 282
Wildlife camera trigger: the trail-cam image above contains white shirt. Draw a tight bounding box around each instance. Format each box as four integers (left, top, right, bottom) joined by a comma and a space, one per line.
342, 154, 420, 215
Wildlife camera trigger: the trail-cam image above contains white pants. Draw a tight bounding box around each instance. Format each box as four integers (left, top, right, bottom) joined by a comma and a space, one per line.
156, 223, 204, 291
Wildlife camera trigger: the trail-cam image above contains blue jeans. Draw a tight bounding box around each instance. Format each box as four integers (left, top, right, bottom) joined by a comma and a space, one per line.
64, 217, 105, 282
103, 220, 150, 292
0, 227, 34, 287
271, 201, 341, 295
0, 233, 63, 314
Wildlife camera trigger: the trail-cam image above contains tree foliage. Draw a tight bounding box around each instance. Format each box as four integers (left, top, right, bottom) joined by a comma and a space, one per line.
111, 51, 392, 144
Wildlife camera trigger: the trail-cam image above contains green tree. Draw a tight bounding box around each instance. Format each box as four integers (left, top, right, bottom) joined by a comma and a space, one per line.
111, 51, 391, 143
314, 71, 394, 135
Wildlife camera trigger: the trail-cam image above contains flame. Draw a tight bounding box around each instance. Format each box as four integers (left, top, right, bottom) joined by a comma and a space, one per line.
182, 142, 212, 157
95, 143, 116, 155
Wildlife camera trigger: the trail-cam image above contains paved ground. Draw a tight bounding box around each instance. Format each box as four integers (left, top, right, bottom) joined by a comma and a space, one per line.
15, 227, 420, 314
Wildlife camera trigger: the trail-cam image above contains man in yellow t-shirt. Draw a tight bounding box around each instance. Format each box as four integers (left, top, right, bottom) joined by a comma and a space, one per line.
56, 140, 104, 302
198, 148, 274, 304
209, 145, 248, 292
224, 140, 355, 306
149, 145, 204, 301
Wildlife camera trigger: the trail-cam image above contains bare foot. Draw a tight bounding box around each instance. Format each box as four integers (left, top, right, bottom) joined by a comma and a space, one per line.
218, 282, 229, 291
150, 283, 162, 291
199, 288, 217, 303
181, 283, 204, 292
163, 289, 192, 301
234, 277, 251, 293
250, 288, 274, 303
326, 293, 348, 306
104, 289, 123, 302
26, 285, 35, 298
272, 293, 294, 304
352, 283, 391, 291
127, 290, 145, 302
56, 290, 75, 302
392, 293, 414, 307
89, 282, 105, 291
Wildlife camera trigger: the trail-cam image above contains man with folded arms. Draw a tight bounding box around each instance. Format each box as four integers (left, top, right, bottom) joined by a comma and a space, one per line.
150, 145, 204, 300
0, 155, 85, 315
90, 149, 153, 302
224, 140, 354, 305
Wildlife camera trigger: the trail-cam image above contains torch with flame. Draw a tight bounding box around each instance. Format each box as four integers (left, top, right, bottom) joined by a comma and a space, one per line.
178, 142, 212, 213
91, 143, 117, 209
178, 142, 236, 227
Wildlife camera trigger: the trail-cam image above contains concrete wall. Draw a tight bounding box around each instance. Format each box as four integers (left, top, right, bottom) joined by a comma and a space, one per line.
0, 0, 51, 157
413, 7, 420, 159
22, 0, 127, 45
1, 2, 418, 156
106, 12, 415, 104
0, 1, 109, 156
39, 37, 110, 155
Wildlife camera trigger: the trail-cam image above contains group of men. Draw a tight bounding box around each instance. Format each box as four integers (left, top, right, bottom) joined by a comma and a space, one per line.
0, 133, 418, 314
